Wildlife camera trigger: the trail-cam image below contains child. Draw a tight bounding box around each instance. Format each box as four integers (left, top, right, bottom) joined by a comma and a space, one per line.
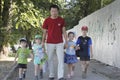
64, 32, 78, 79
76, 26, 93, 79
14, 38, 33, 80
32, 35, 47, 80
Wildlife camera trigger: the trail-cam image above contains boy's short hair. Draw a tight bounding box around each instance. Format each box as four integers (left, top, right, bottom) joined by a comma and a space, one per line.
49, 4, 59, 11
68, 32, 75, 36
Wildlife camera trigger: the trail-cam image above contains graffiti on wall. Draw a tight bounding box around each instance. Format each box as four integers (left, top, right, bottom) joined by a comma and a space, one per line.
108, 14, 117, 45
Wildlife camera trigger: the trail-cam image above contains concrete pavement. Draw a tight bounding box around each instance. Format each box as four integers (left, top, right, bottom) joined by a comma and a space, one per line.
25, 59, 111, 80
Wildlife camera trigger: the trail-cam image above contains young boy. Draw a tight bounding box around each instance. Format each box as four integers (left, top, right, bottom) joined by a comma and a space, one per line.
76, 26, 93, 79
14, 38, 33, 80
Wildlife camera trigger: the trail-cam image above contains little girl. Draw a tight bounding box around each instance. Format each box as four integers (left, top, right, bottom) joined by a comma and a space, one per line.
32, 35, 47, 80
64, 32, 78, 79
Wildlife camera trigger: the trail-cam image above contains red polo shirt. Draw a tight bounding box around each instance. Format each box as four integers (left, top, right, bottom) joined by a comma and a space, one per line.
42, 17, 65, 44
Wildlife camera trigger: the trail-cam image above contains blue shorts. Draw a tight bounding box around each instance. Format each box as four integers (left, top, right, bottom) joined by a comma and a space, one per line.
34, 56, 41, 65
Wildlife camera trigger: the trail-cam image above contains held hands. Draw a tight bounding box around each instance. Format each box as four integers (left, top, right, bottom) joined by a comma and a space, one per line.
30, 58, 33, 62
76, 46, 80, 50
41, 42, 45, 48
42, 48, 46, 53
64, 42, 68, 49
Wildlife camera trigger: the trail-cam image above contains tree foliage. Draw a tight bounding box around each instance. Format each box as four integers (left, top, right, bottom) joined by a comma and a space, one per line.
63, 0, 115, 29
0, 0, 114, 53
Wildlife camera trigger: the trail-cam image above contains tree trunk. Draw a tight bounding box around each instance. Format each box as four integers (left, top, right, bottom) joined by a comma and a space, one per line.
2, 0, 12, 27
0, 0, 12, 54
25, 29, 32, 50
0, 0, 2, 17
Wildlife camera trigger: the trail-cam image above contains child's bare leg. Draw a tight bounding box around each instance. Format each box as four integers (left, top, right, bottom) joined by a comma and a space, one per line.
72, 64, 75, 71
34, 64, 39, 80
81, 61, 87, 79
85, 61, 90, 73
68, 64, 71, 74
71, 64, 75, 76
39, 65, 43, 70
81, 61, 86, 72
35, 64, 39, 76
23, 69, 26, 73
19, 68, 23, 79
39, 65, 43, 79
68, 64, 72, 78
23, 69, 26, 78
85, 61, 89, 73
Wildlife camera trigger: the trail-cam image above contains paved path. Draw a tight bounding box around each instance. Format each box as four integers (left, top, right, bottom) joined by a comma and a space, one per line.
25, 58, 111, 80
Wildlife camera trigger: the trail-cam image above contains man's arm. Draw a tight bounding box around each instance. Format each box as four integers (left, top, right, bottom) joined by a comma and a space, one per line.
62, 27, 67, 42
42, 29, 47, 47
62, 27, 68, 48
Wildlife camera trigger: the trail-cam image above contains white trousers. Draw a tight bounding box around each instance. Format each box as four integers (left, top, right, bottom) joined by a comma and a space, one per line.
47, 43, 64, 79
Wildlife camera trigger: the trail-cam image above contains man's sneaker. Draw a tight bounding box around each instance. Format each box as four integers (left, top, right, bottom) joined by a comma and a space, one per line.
49, 77, 54, 80
59, 78, 66, 80
40, 70, 43, 79
82, 71, 86, 79
34, 76, 38, 80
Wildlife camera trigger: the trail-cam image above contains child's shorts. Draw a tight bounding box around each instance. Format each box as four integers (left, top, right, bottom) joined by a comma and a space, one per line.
34, 57, 41, 65
80, 56, 90, 61
17, 63, 27, 69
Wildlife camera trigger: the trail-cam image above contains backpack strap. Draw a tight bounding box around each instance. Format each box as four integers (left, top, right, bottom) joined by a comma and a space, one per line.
78, 36, 90, 46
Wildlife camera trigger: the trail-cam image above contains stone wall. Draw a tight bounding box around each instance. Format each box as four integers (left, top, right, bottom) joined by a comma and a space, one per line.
68, 0, 120, 68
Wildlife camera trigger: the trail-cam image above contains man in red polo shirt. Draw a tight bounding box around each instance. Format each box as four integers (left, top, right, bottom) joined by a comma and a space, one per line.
42, 5, 67, 80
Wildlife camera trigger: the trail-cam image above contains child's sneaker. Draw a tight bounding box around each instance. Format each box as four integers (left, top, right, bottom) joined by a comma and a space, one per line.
40, 70, 43, 79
